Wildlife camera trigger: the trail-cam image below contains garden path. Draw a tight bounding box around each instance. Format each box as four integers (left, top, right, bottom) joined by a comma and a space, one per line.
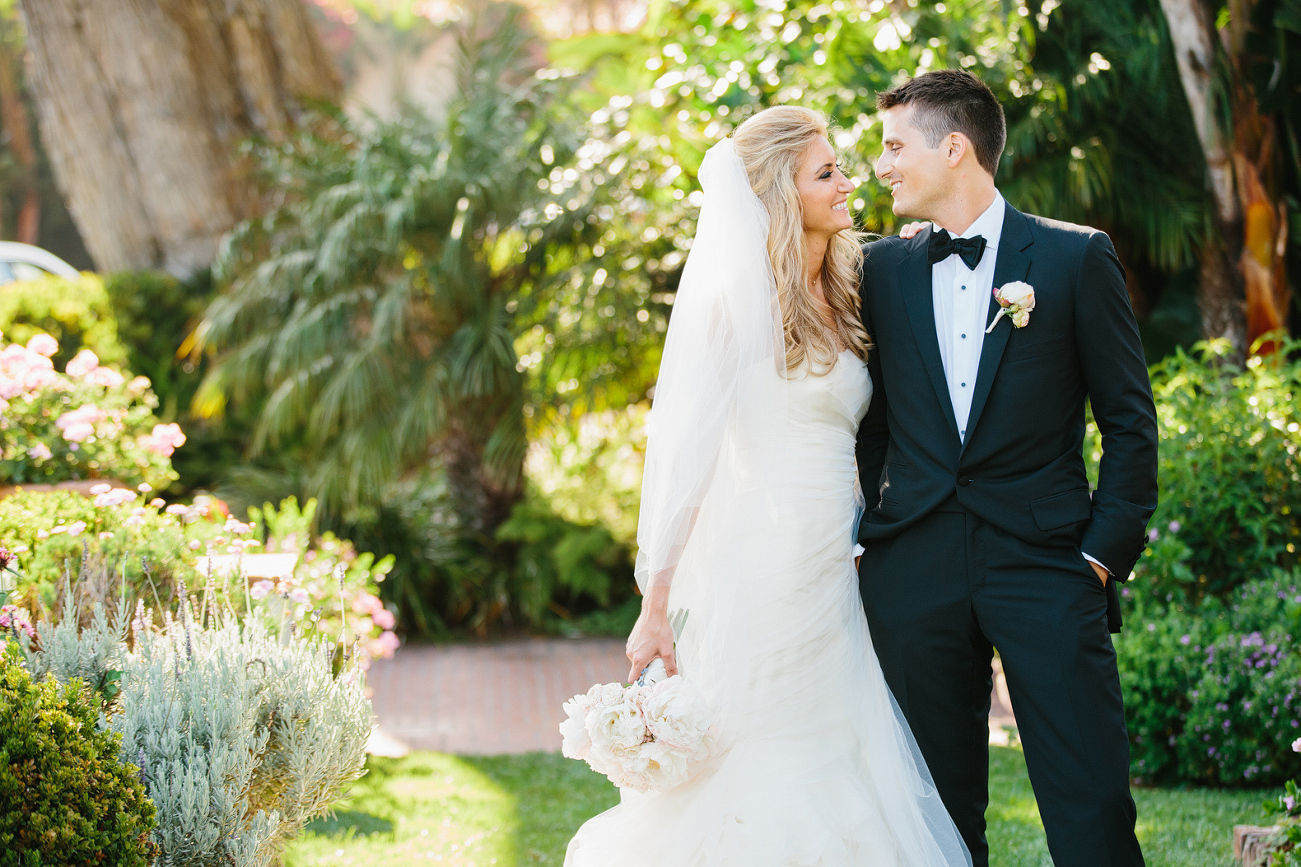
365, 638, 1019, 756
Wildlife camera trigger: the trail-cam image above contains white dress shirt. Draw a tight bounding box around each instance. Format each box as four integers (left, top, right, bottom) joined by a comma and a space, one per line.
931, 193, 1005, 442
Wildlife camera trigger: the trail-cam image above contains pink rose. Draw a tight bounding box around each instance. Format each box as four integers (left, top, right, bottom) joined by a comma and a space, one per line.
372, 630, 400, 657
65, 349, 99, 377
85, 366, 126, 388
26, 334, 58, 357
142, 422, 187, 457
56, 405, 106, 442
373, 608, 396, 631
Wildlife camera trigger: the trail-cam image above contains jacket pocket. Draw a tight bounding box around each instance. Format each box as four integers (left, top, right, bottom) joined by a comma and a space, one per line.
1004, 334, 1069, 364
1030, 488, 1092, 530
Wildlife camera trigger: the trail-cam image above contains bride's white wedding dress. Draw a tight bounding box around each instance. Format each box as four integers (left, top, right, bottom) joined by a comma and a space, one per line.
565, 351, 970, 866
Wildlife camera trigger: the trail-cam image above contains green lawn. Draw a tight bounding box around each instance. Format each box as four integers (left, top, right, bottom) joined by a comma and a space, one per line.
285, 747, 1271, 866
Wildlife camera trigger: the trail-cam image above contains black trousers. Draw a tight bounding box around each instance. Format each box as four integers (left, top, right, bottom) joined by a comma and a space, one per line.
859, 505, 1143, 867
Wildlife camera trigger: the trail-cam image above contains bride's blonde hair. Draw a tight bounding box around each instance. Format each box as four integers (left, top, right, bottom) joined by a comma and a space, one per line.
732, 106, 871, 371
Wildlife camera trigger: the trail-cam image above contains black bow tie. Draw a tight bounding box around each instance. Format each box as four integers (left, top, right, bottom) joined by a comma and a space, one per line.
927, 228, 988, 269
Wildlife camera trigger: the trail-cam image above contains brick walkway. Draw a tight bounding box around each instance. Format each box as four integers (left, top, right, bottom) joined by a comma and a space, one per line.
366, 638, 1018, 756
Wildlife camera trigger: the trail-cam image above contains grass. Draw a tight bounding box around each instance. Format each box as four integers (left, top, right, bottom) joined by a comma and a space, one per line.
285, 747, 1272, 866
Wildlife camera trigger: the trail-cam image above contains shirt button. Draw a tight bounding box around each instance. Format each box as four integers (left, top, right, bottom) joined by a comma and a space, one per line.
961, 333, 967, 339
961, 285, 967, 291
960, 382, 967, 387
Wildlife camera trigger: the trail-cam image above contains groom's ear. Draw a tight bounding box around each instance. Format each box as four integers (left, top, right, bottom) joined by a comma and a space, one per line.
944, 132, 971, 169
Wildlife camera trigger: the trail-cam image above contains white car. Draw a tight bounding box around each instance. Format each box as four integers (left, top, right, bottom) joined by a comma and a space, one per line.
0, 241, 80, 284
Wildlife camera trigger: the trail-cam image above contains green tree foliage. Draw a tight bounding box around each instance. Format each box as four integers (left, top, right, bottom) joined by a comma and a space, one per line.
0, 658, 157, 866
198, 6, 633, 535
556, 0, 1210, 354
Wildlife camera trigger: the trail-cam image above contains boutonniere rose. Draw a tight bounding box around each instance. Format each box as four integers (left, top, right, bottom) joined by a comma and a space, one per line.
986, 281, 1036, 333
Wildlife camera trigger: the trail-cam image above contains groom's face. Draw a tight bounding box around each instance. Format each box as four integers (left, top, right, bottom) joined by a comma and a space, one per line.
875, 104, 950, 221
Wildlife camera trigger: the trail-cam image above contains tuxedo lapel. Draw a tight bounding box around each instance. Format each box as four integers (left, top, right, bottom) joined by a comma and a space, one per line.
962, 203, 1033, 453
900, 228, 961, 441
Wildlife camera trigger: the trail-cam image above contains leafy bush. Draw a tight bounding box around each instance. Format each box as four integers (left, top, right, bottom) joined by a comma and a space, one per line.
1118, 569, 1301, 786
0, 655, 156, 866
496, 494, 635, 628
0, 274, 128, 370
103, 269, 212, 422
1125, 338, 1301, 605
0, 491, 397, 666
113, 604, 371, 865
15, 588, 370, 867
0, 331, 181, 489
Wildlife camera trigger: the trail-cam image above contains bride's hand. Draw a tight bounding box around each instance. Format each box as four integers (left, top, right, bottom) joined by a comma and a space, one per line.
626, 586, 678, 683
898, 221, 930, 239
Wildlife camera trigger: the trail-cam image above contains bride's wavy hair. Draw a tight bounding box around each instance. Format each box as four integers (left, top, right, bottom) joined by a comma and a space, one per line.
732, 106, 871, 371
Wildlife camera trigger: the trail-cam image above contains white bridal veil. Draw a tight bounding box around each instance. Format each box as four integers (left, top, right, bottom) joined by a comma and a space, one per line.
634, 137, 786, 593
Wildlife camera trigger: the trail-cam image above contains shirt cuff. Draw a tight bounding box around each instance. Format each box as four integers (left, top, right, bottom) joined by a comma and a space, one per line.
1082, 552, 1111, 575
853, 544, 865, 559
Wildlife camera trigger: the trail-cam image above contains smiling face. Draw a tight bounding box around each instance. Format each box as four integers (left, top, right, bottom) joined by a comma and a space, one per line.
874, 104, 953, 221
794, 136, 855, 241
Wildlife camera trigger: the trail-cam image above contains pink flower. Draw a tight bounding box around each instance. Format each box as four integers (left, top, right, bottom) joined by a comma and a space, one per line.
93, 487, 136, 508
27, 443, 53, 461
373, 608, 396, 630
250, 580, 274, 600
26, 334, 58, 357
85, 366, 126, 388
142, 422, 187, 457
372, 631, 400, 657
289, 588, 311, 604
65, 349, 99, 377
56, 405, 106, 443
352, 592, 385, 616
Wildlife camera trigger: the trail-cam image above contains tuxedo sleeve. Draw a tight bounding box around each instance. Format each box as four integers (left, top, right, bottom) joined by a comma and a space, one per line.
1074, 232, 1158, 580
856, 266, 889, 519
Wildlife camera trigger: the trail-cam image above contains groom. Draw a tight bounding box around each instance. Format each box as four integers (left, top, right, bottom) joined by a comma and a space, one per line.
855, 70, 1157, 866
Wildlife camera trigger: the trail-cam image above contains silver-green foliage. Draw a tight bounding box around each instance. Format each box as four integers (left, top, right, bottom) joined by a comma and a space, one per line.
19, 591, 127, 697
31, 596, 371, 867
113, 606, 371, 866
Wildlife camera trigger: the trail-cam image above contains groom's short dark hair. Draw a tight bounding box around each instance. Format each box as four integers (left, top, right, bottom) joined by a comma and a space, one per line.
876, 70, 1006, 177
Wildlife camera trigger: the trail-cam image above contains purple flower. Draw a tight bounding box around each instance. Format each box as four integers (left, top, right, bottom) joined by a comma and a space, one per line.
1167, 520, 1181, 534
1179, 635, 1191, 645
1148, 528, 1160, 542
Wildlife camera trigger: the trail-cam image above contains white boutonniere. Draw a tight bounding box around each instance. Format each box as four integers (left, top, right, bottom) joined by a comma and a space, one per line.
986, 281, 1036, 333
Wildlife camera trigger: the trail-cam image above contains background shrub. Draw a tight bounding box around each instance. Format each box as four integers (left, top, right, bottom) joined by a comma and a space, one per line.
0, 491, 397, 665
1130, 338, 1301, 605
0, 655, 156, 866
1118, 569, 1301, 786
0, 274, 127, 369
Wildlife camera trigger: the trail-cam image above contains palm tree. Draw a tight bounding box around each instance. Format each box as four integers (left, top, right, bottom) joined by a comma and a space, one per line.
1159, 0, 1300, 353
194, 6, 599, 540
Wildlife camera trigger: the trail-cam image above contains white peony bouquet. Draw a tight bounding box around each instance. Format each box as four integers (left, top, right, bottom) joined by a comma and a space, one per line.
560, 658, 713, 793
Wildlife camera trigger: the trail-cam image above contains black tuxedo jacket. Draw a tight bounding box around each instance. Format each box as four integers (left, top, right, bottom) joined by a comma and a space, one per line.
855, 202, 1158, 629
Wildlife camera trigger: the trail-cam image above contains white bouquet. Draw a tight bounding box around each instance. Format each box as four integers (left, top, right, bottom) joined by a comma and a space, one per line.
560, 658, 713, 793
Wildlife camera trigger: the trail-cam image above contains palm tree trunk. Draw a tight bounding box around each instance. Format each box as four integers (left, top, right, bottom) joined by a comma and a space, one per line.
437, 422, 524, 541
17, 0, 340, 277
0, 33, 38, 244
1159, 0, 1248, 353
1160, 0, 1291, 355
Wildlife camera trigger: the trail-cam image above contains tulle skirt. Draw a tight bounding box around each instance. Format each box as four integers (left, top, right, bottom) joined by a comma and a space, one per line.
564, 441, 971, 866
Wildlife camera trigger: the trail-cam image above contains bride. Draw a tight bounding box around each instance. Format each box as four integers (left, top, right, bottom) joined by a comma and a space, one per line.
564, 107, 970, 866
